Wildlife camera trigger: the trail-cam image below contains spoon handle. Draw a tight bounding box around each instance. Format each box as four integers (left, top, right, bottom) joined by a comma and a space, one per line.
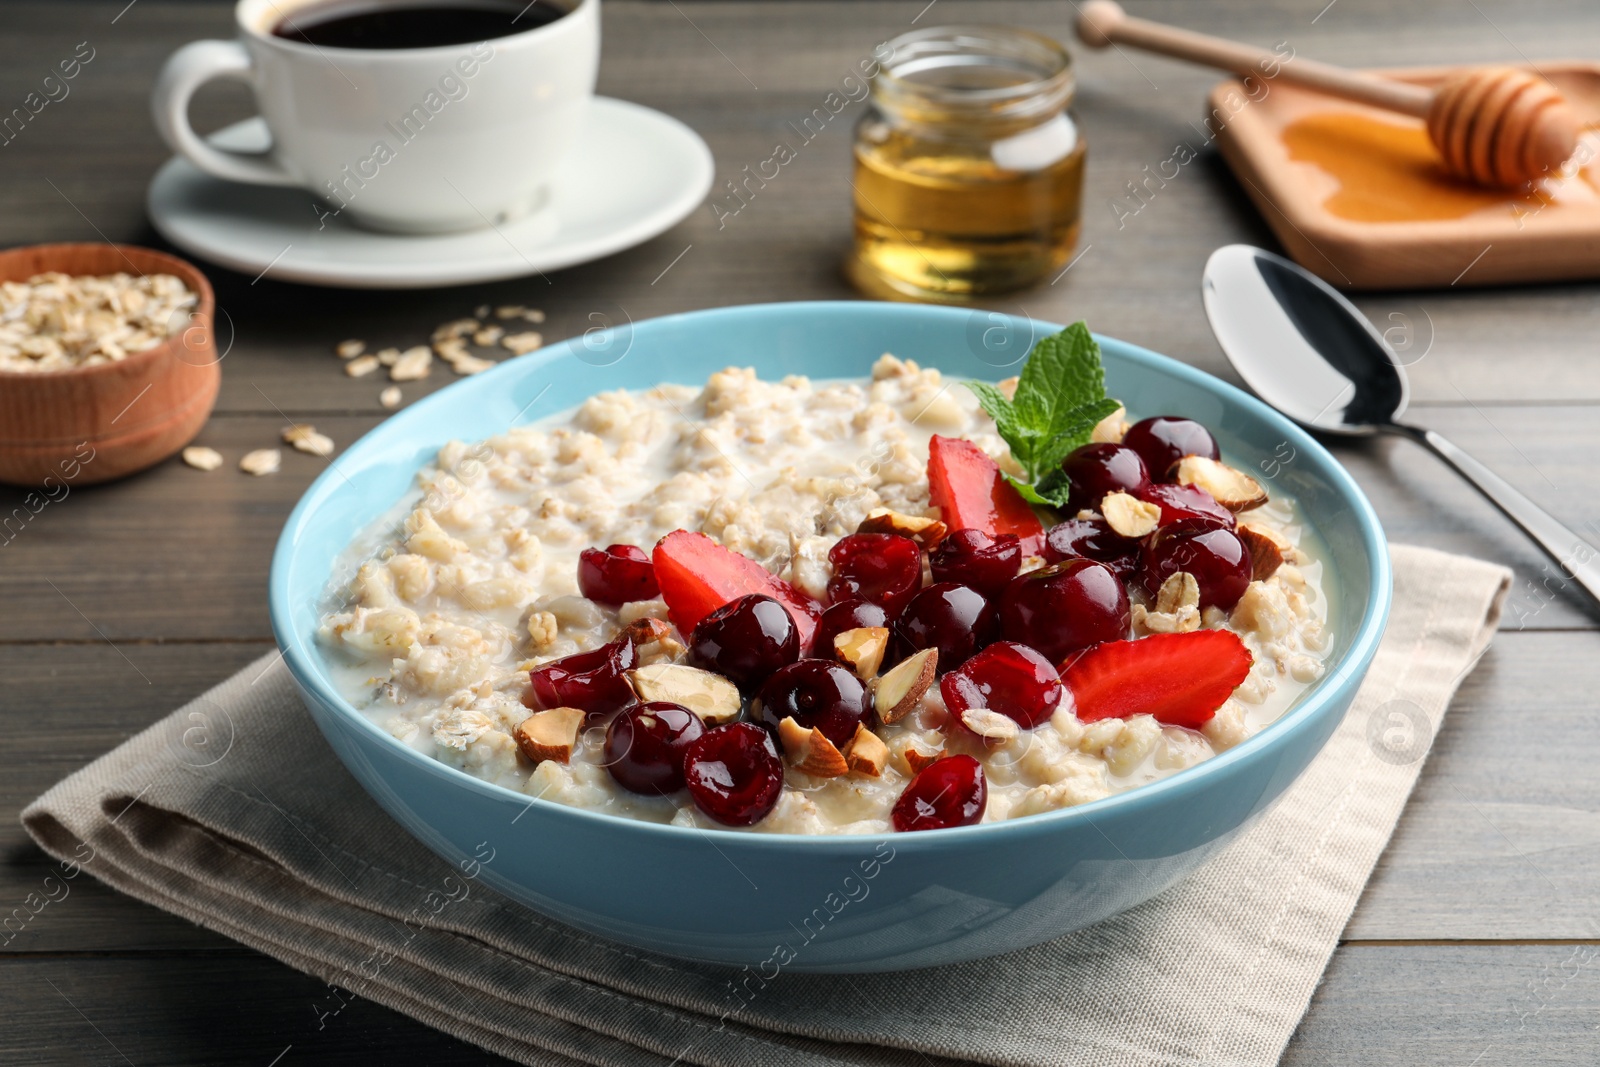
1393, 424, 1600, 608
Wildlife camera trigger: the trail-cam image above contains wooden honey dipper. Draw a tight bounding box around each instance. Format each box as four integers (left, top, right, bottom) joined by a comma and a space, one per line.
1076, 0, 1580, 188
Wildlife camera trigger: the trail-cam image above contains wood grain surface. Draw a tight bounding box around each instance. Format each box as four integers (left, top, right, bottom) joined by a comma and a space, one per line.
2, 1, 1598, 1064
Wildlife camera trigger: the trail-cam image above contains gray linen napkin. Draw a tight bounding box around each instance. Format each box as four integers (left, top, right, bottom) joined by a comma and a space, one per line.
24, 544, 1510, 1067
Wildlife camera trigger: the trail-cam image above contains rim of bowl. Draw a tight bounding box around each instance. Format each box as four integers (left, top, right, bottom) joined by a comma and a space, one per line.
0, 242, 216, 382
270, 300, 1392, 849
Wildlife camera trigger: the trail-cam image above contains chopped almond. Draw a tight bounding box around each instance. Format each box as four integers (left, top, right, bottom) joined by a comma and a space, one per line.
1090, 406, 1130, 444
1175, 456, 1268, 512
834, 626, 889, 680
842, 723, 889, 777
874, 648, 937, 723
777, 716, 849, 777
619, 616, 685, 665
1237, 524, 1287, 580
513, 707, 585, 765
776, 715, 808, 756
620, 617, 674, 646
856, 508, 949, 548
1101, 491, 1161, 538
626, 663, 740, 724
903, 745, 945, 775
960, 708, 1021, 743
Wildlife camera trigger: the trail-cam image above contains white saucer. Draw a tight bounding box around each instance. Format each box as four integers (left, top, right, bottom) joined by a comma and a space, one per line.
146, 97, 713, 289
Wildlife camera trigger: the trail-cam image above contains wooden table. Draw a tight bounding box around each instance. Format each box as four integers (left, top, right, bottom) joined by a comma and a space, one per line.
4, 1, 1598, 1062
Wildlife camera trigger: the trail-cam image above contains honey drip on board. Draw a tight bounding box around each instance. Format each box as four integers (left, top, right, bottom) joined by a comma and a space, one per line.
1281, 111, 1600, 222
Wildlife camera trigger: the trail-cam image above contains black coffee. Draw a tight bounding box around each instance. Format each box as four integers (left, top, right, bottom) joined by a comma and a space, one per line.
273, 1, 567, 50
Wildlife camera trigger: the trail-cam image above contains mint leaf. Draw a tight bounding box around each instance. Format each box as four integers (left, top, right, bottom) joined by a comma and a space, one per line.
1013, 322, 1109, 444
966, 380, 1019, 439
1030, 396, 1122, 475
1006, 473, 1073, 508
1005, 425, 1047, 476
963, 322, 1121, 509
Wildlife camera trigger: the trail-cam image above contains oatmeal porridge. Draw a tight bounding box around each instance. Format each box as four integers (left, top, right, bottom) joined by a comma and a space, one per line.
319, 327, 1332, 834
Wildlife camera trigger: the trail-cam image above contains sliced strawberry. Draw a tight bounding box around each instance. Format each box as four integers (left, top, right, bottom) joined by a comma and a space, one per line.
652, 530, 822, 653
927, 435, 1045, 556
1059, 630, 1253, 729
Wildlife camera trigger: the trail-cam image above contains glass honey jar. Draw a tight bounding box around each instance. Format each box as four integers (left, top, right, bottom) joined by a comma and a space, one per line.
847, 26, 1086, 302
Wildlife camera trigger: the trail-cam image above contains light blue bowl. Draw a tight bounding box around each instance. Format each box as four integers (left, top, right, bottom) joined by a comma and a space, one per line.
270, 301, 1390, 973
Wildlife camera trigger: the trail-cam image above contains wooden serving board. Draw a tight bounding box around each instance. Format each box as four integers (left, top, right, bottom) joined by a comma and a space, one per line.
1209, 61, 1600, 290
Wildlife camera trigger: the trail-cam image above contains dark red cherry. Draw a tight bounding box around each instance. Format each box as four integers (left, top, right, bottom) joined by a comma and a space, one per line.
578, 544, 659, 606
1042, 517, 1140, 582
683, 722, 784, 827
1060, 443, 1150, 514
689, 594, 799, 691
1141, 525, 1252, 611
940, 641, 1064, 730
814, 600, 892, 659
999, 558, 1130, 664
603, 701, 705, 795
826, 533, 923, 615
891, 755, 987, 832
929, 529, 1021, 600
895, 582, 996, 671
754, 659, 871, 747
1137, 482, 1236, 531
1123, 417, 1220, 481
526, 638, 637, 717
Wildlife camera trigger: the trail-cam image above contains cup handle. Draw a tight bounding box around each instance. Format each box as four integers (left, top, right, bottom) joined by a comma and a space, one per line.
151, 40, 298, 187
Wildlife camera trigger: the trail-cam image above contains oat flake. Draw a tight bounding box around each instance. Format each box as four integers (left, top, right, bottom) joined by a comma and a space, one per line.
501, 331, 543, 355
390, 346, 432, 381
181, 446, 223, 471
239, 449, 281, 476
283, 424, 335, 457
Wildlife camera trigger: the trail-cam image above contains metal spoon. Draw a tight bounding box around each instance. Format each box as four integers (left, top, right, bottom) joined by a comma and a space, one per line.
1202, 243, 1600, 609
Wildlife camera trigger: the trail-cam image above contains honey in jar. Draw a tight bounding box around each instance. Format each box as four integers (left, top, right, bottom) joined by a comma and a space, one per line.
847, 26, 1086, 302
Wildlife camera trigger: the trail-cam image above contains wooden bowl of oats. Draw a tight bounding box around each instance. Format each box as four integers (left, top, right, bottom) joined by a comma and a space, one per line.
0, 243, 220, 486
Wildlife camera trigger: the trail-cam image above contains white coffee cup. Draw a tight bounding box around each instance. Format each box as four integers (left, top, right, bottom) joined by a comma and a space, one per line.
152, 0, 599, 234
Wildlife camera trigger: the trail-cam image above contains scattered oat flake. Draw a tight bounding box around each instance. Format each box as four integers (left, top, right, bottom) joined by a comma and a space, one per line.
494, 305, 525, 319
431, 318, 478, 342
450, 353, 496, 375
376, 346, 401, 366
335, 339, 365, 359
182, 446, 223, 471
295, 432, 335, 457
474, 304, 490, 319
433, 339, 470, 362
390, 345, 432, 381
379, 385, 402, 409
502, 331, 542, 355
523, 309, 545, 323
240, 448, 281, 476
282, 423, 335, 456
472, 325, 504, 346
345, 354, 380, 377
